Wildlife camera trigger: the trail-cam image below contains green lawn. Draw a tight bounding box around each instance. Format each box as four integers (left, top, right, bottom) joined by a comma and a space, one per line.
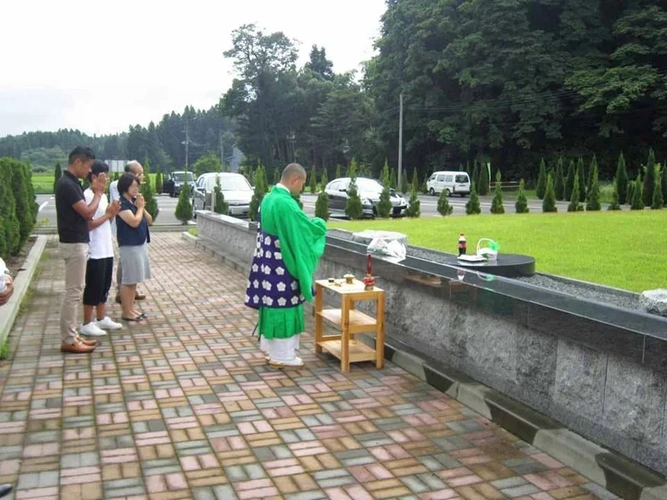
32, 172, 158, 194
329, 210, 667, 292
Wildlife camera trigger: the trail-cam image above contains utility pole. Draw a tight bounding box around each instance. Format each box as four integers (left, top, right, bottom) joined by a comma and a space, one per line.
398, 92, 404, 189
182, 119, 190, 171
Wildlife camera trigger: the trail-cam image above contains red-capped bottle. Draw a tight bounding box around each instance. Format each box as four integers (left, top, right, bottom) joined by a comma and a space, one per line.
458, 233, 467, 256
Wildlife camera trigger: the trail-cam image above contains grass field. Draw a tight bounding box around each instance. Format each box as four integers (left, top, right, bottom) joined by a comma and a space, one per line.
32, 172, 159, 194
329, 210, 667, 292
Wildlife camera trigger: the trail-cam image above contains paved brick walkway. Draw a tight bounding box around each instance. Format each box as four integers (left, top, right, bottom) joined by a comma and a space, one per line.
0, 234, 616, 500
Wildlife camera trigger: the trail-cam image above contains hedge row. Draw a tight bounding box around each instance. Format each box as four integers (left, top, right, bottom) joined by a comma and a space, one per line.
0, 158, 38, 260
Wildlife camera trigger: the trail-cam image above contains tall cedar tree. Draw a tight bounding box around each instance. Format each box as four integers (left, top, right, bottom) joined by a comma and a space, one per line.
389, 167, 397, 189
627, 176, 636, 206
651, 175, 664, 209
141, 159, 159, 221
465, 182, 481, 214
11, 159, 35, 248
586, 162, 601, 211
377, 161, 392, 218
174, 172, 193, 223
608, 178, 621, 210
568, 173, 581, 212
490, 170, 504, 214
564, 159, 575, 201
53, 162, 62, 193
400, 170, 409, 194
249, 165, 268, 221
411, 168, 419, 193
310, 165, 317, 193
576, 157, 586, 202
437, 187, 453, 215
515, 179, 529, 213
554, 157, 565, 200
616, 152, 629, 204
345, 177, 363, 219
643, 148, 656, 207
630, 176, 644, 210
472, 162, 480, 191
586, 155, 598, 197
542, 174, 557, 212
478, 162, 490, 196
405, 185, 421, 217
662, 163, 667, 202
0, 160, 21, 256
315, 191, 329, 220
213, 174, 229, 215
320, 168, 328, 188
536, 159, 547, 199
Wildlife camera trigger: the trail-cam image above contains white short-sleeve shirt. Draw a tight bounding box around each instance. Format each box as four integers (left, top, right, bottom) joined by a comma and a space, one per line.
84, 188, 114, 259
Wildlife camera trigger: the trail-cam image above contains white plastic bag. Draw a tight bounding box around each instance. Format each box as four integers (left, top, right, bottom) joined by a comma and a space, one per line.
367, 236, 407, 264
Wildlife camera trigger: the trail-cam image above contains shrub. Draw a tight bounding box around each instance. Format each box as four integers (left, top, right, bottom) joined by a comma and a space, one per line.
515, 179, 529, 213
141, 159, 159, 221
651, 177, 664, 210
586, 161, 601, 211
345, 177, 363, 220
465, 182, 481, 214
174, 172, 193, 223
0, 159, 21, 257
564, 159, 575, 202
643, 148, 657, 207
478, 162, 490, 196
490, 170, 504, 214
616, 152, 629, 204
630, 178, 644, 210
437, 187, 453, 216
213, 174, 228, 215
576, 157, 586, 202
536, 159, 547, 199
405, 186, 421, 217
608, 178, 621, 210
155, 170, 163, 194
310, 165, 317, 193
249, 165, 268, 221
315, 191, 329, 221
53, 162, 62, 193
542, 174, 557, 212
567, 172, 581, 212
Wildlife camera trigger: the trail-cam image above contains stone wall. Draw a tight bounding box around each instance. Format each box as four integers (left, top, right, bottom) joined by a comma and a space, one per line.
197, 212, 667, 477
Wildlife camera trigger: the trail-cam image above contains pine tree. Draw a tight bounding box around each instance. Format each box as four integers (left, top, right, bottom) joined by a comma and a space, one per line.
662, 163, 667, 203
141, 159, 159, 221
345, 176, 363, 220
310, 165, 317, 193
576, 157, 586, 202
53, 162, 62, 193
465, 182, 481, 215
213, 174, 228, 215
249, 165, 268, 221
515, 179, 529, 213
315, 191, 329, 220
376, 160, 392, 218
568, 173, 581, 212
320, 168, 328, 188
630, 177, 644, 210
437, 187, 453, 216
490, 170, 504, 214
643, 148, 657, 207
335, 164, 342, 180
651, 176, 664, 210
616, 152, 629, 204
405, 185, 421, 218
586, 164, 601, 211
400, 170, 409, 194
608, 178, 621, 211
174, 171, 193, 224
155, 170, 163, 194
0, 160, 21, 256
389, 168, 397, 189
586, 154, 598, 197
554, 157, 565, 201
627, 177, 635, 207
536, 159, 547, 199
542, 174, 557, 213
410, 168, 419, 192
564, 159, 575, 202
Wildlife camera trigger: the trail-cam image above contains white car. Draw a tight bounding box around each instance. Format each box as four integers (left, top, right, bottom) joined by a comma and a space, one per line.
192, 172, 253, 217
427, 171, 471, 197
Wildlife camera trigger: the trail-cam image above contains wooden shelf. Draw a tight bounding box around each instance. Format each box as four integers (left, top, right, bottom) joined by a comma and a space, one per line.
317, 309, 378, 333
318, 340, 377, 363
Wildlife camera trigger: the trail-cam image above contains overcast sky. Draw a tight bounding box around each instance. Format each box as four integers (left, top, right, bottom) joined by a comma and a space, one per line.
0, 0, 386, 138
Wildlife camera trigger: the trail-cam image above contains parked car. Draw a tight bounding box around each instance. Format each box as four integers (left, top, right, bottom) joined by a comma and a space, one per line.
163, 171, 195, 197
426, 171, 471, 197
324, 177, 408, 218
192, 172, 253, 218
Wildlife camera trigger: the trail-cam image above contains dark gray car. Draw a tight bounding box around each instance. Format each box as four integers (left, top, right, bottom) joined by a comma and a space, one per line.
324, 177, 408, 218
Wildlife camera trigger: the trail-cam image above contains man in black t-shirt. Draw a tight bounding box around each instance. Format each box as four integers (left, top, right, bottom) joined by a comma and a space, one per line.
55, 146, 109, 353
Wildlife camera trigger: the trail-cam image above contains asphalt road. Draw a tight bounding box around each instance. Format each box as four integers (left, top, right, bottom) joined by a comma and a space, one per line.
36, 192, 598, 227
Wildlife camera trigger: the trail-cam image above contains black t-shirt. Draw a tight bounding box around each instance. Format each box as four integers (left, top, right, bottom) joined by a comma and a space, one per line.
55, 170, 89, 243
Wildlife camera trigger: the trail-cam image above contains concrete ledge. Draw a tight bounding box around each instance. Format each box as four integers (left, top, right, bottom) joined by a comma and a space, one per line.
185, 232, 667, 500
0, 235, 48, 347
183, 232, 248, 276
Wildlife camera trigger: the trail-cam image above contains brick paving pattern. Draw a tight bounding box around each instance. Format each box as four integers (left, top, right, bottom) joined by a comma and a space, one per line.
0, 234, 617, 499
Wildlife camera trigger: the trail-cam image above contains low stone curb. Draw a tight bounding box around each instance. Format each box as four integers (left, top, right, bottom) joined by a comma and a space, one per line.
0, 235, 48, 348
183, 233, 667, 500
352, 332, 667, 500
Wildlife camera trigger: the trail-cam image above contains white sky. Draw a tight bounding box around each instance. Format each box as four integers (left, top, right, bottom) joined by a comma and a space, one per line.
0, 0, 386, 137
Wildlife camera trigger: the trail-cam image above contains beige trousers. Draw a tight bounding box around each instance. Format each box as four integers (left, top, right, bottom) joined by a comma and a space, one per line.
60, 243, 89, 345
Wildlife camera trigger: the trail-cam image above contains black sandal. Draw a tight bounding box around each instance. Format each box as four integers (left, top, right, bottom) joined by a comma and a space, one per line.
122, 316, 143, 322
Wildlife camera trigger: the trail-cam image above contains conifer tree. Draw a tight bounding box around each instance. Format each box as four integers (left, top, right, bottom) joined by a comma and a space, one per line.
405, 185, 421, 218
437, 187, 453, 215
213, 173, 228, 215
174, 168, 193, 224
630, 177, 644, 210
377, 161, 392, 218
586, 154, 598, 197
315, 191, 329, 220
53, 162, 62, 193
576, 157, 586, 202
568, 173, 581, 212
643, 148, 657, 207
155, 170, 163, 194
542, 174, 557, 212
554, 157, 565, 201
515, 179, 529, 213
490, 170, 504, 214
345, 177, 363, 220
616, 152, 629, 204
586, 163, 601, 211
478, 162, 490, 196
651, 176, 664, 210
465, 182, 481, 214
141, 159, 159, 221
536, 159, 547, 199
564, 159, 575, 201
249, 165, 268, 221
310, 165, 317, 193
608, 178, 621, 211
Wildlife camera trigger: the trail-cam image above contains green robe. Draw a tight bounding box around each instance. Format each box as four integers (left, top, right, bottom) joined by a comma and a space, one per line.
246, 187, 327, 339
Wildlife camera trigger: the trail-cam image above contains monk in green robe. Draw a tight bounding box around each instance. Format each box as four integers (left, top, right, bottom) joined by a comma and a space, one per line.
244, 163, 327, 368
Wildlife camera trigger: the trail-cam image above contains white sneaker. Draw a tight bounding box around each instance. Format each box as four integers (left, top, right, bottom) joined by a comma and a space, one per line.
95, 316, 123, 330
79, 322, 107, 337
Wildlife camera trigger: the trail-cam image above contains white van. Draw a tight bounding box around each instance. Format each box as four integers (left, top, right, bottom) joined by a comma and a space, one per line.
427, 171, 471, 197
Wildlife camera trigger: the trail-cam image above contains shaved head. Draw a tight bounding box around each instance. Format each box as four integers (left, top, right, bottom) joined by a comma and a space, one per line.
281, 163, 306, 183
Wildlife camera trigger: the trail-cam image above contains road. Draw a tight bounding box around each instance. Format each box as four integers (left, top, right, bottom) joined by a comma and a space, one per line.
36, 192, 600, 227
